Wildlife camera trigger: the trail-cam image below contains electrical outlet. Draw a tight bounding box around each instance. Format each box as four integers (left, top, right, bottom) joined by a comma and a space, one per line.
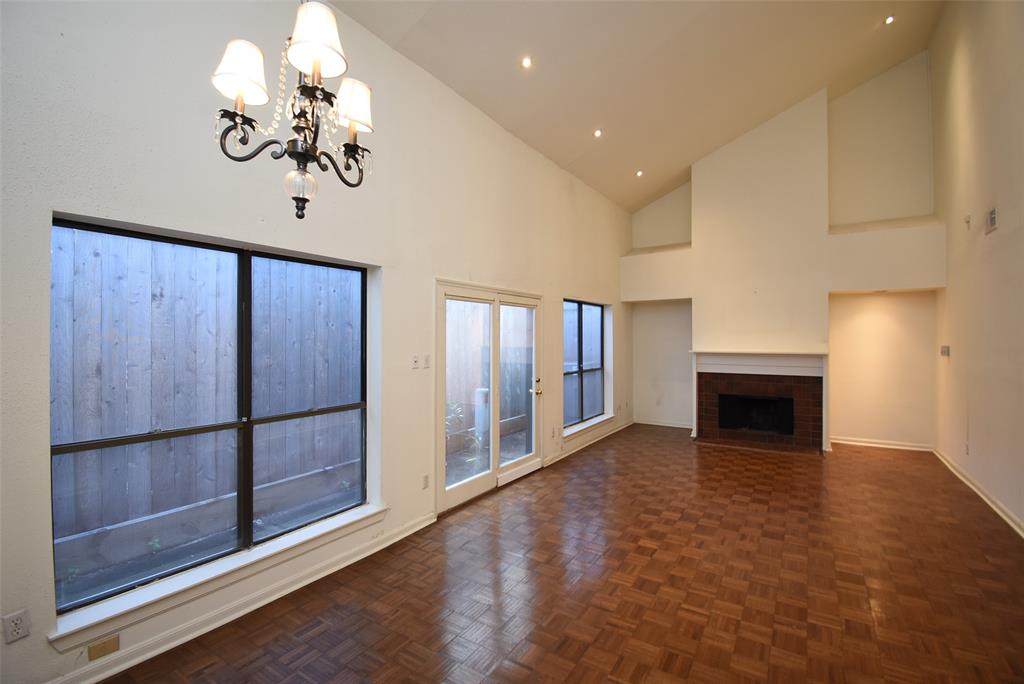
3, 609, 30, 644
411, 355, 420, 370
88, 634, 120, 661
423, 354, 431, 369
421, 473, 429, 490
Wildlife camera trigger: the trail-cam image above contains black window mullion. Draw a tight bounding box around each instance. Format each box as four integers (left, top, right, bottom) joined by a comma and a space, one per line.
577, 302, 584, 424
248, 402, 366, 426
599, 305, 605, 416
238, 252, 254, 549
50, 420, 245, 455
360, 270, 368, 506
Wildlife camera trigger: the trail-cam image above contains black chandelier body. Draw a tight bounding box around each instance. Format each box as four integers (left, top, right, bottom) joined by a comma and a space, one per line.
217, 80, 370, 219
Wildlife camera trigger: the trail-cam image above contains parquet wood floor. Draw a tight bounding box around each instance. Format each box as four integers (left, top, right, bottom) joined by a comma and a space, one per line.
110, 425, 1024, 683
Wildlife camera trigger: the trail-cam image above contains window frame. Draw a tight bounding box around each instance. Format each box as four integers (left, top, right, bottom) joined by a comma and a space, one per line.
49, 220, 367, 613
562, 299, 605, 428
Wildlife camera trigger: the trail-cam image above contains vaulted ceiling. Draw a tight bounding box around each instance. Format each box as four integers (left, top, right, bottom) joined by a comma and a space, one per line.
336, 1, 943, 211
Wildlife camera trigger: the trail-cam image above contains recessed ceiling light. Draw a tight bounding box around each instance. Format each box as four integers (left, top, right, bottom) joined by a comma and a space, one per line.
520, 56, 533, 69
885, 15, 895, 24
635, 170, 643, 177
593, 129, 602, 138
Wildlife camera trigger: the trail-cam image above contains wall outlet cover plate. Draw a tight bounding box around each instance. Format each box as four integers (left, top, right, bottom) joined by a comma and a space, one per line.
2, 609, 30, 644
88, 634, 120, 661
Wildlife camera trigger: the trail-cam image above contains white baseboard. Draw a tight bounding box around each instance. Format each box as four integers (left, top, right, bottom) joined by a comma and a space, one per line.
932, 449, 1024, 540
54, 513, 438, 684
829, 436, 935, 452
634, 419, 693, 430
545, 420, 634, 467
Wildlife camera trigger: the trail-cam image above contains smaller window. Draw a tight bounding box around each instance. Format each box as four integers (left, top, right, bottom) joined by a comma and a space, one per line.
563, 300, 605, 427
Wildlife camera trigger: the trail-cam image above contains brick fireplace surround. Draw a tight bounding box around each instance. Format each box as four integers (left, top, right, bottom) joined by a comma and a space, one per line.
697, 372, 823, 451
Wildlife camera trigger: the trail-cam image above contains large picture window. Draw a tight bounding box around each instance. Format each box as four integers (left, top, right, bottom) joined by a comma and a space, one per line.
563, 300, 604, 427
49, 222, 366, 612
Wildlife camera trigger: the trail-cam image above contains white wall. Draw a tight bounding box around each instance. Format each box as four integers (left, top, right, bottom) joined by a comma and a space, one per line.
828, 291, 938, 449
930, 2, 1024, 528
622, 89, 944, 343
691, 92, 830, 353
620, 245, 695, 302
0, 3, 632, 681
631, 182, 691, 249
622, 217, 946, 304
827, 219, 946, 292
829, 51, 934, 227
632, 300, 692, 428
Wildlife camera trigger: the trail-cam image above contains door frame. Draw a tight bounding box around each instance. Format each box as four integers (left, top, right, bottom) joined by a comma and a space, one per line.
435, 279, 544, 512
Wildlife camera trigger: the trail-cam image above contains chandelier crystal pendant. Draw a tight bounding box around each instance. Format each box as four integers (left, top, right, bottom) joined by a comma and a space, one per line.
211, 1, 374, 219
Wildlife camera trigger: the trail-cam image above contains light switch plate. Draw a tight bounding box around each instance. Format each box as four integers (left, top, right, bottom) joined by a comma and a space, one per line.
985, 208, 998, 234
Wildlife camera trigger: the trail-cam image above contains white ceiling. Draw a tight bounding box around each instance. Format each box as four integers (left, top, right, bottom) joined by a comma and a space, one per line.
336, 1, 943, 211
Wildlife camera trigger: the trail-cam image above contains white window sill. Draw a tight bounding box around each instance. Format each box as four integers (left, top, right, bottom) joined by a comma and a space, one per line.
49, 503, 388, 652
563, 413, 614, 439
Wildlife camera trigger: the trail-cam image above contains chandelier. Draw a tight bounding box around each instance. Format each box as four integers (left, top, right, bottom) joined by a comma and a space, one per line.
212, 1, 373, 219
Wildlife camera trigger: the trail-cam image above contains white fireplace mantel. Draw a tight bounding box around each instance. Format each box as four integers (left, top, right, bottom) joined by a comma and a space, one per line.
693, 351, 826, 378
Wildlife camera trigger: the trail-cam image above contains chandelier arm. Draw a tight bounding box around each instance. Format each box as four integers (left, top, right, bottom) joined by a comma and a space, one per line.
219, 124, 287, 163
316, 149, 364, 188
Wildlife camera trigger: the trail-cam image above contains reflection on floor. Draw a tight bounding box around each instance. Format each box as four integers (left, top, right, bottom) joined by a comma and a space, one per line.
446, 429, 531, 486
111, 425, 1024, 682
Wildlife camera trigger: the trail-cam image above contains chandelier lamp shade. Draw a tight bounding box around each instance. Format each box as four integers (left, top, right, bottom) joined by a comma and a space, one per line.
336, 78, 374, 132
212, 1, 373, 219
212, 40, 270, 106
287, 1, 348, 78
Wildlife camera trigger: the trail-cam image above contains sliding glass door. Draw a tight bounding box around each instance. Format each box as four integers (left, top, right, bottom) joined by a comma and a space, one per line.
499, 304, 535, 466
437, 284, 542, 511
443, 297, 492, 493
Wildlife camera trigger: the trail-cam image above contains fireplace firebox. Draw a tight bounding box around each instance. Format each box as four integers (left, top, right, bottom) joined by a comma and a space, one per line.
719, 394, 794, 435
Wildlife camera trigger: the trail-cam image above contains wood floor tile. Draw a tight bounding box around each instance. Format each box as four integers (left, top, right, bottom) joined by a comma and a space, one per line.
109, 426, 1024, 683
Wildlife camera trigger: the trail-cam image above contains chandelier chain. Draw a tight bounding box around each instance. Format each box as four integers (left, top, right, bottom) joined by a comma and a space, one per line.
256, 42, 292, 138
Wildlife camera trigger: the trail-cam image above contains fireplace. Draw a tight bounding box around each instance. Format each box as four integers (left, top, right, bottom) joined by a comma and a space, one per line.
697, 370, 822, 451
719, 394, 794, 435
